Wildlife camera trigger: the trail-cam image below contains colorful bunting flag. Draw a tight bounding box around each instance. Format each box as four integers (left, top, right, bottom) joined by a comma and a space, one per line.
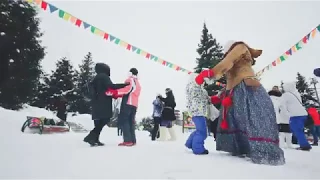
257, 24, 319, 77
83, 22, 90, 29
48, 4, 58, 13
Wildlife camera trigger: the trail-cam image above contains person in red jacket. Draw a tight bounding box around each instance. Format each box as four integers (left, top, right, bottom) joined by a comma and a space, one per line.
308, 107, 320, 146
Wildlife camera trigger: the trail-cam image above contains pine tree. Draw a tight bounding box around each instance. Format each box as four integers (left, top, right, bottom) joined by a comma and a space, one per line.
296, 72, 317, 107
194, 23, 225, 96
30, 72, 50, 109
0, 0, 45, 109
72, 52, 95, 114
46, 57, 77, 111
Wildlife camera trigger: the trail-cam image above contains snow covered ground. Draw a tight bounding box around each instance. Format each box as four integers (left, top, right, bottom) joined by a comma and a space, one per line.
1, 106, 320, 179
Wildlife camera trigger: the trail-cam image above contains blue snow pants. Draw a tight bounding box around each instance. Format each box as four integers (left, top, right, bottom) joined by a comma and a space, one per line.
289, 116, 311, 148
185, 116, 207, 154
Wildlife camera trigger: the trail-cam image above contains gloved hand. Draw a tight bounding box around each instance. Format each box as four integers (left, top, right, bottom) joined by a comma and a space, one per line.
105, 88, 117, 96
195, 69, 214, 85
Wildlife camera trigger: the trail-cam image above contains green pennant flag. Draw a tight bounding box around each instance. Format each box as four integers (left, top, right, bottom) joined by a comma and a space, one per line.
280, 56, 286, 61
317, 24, 320, 32
136, 49, 141, 54
58, 10, 65, 18
115, 38, 120, 44
295, 42, 302, 51
90, 26, 96, 33
154, 57, 158, 61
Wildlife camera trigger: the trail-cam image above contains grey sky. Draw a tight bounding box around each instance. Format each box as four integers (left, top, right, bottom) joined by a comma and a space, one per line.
38, 1, 320, 118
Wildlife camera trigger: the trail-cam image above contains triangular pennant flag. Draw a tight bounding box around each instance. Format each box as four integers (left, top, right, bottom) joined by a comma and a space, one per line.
302, 33, 310, 44
131, 46, 137, 52
181, 68, 186, 72
317, 24, 320, 32
34, 0, 41, 5
150, 55, 155, 59
295, 42, 302, 51
272, 60, 277, 66
126, 44, 131, 50
279, 56, 285, 62
136, 49, 141, 54
48, 3, 58, 13
109, 35, 115, 42
114, 38, 120, 45
103, 33, 109, 40
83, 22, 90, 29
266, 65, 270, 70
70, 16, 77, 24
285, 49, 292, 55
75, 19, 82, 27
41, 1, 48, 10
63, 13, 71, 21
90, 26, 96, 33
311, 28, 317, 38
146, 53, 151, 59
58, 10, 65, 18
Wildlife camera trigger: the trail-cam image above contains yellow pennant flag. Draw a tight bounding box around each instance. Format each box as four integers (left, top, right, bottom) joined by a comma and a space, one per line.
158, 59, 164, 64
94, 28, 101, 35
140, 50, 147, 57
63, 13, 71, 21
70, 16, 77, 24
119, 41, 127, 48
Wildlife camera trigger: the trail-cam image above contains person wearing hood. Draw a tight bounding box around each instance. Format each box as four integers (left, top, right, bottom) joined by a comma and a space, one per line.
195, 41, 285, 165
314, 68, 320, 77
83, 63, 129, 146
111, 68, 141, 146
280, 82, 311, 151
158, 88, 177, 141
268, 86, 292, 148
185, 73, 212, 155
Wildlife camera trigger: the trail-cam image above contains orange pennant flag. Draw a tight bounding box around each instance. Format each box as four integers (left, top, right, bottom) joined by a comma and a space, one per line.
119, 41, 127, 48
276, 58, 281, 64
34, 0, 41, 5
140, 50, 147, 57
70, 16, 77, 24
311, 28, 317, 38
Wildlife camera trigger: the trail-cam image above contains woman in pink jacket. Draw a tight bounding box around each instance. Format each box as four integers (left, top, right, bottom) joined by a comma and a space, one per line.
114, 68, 141, 146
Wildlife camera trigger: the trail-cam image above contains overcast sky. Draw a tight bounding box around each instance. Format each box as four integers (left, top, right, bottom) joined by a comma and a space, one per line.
38, 0, 320, 118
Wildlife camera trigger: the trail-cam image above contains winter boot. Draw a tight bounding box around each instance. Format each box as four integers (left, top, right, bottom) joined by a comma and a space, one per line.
158, 126, 167, 141
118, 142, 134, 146
95, 135, 105, 146
296, 146, 312, 151
84, 131, 97, 146
312, 142, 318, 146
197, 149, 209, 155
168, 127, 176, 141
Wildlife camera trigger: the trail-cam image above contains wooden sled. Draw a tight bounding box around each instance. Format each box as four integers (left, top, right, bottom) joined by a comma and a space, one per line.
21, 116, 70, 134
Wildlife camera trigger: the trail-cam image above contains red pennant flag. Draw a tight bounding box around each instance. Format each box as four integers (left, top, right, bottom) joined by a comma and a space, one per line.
285, 49, 292, 55
41, 1, 48, 10
162, 60, 166, 65
126, 44, 131, 50
302, 35, 308, 44
75, 19, 82, 27
146, 53, 151, 59
176, 66, 180, 71
103, 33, 109, 40
272, 60, 277, 66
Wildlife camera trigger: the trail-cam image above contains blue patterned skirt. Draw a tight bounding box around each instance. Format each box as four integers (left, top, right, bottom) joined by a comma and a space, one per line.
216, 81, 285, 165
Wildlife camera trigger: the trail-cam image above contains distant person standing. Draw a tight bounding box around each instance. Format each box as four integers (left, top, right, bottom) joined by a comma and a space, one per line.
56, 96, 68, 122
151, 96, 163, 141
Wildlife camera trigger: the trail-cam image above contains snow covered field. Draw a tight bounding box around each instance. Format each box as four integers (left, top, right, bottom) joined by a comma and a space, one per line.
1, 106, 320, 179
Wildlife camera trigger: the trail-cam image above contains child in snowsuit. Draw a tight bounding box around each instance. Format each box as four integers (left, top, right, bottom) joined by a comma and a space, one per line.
185, 73, 211, 155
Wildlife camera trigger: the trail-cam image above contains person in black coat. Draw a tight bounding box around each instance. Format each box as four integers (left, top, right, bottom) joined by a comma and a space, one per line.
158, 88, 177, 141
83, 63, 129, 146
56, 96, 68, 122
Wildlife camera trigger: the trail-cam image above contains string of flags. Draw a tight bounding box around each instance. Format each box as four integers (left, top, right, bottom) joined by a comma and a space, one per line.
256, 24, 320, 77
23, 0, 318, 88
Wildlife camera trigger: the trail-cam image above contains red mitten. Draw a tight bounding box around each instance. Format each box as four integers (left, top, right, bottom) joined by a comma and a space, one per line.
195, 69, 214, 85
105, 88, 117, 96
211, 95, 221, 104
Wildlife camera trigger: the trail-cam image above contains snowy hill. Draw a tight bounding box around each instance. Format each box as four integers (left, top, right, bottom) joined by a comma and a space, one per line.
0, 106, 320, 178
